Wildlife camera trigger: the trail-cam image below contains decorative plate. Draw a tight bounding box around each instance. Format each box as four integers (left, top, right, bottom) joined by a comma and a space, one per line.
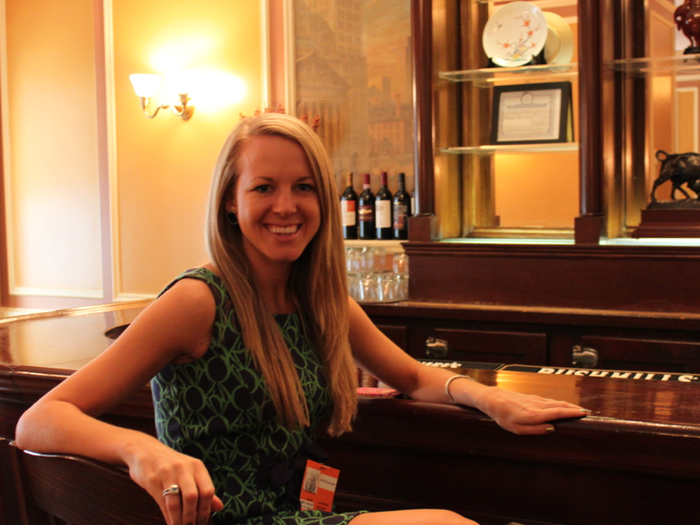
482, 2, 548, 67
543, 12, 574, 65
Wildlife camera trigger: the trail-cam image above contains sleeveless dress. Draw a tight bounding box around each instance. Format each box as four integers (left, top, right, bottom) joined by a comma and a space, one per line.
151, 268, 365, 525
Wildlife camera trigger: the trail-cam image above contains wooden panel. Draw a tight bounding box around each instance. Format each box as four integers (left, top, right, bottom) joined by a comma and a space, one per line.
319, 369, 700, 525
433, 328, 546, 364
581, 335, 700, 373
406, 242, 700, 313
374, 324, 408, 351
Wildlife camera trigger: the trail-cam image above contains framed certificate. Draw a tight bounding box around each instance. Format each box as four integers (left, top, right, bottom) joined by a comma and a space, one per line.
490, 82, 573, 145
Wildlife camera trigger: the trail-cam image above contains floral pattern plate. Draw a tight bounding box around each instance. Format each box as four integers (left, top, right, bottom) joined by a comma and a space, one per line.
482, 1, 547, 67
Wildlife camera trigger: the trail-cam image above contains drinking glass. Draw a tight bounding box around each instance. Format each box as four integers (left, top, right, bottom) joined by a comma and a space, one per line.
359, 247, 374, 273
360, 273, 381, 302
393, 253, 409, 275
381, 273, 399, 302
396, 274, 409, 300
347, 273, 361, 301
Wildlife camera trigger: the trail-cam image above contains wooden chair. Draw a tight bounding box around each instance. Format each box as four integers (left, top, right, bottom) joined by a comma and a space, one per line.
9, 442, 165, 525
0, 438, 26, 525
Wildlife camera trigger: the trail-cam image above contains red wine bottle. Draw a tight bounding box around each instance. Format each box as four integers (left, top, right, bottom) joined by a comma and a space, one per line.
393, 172, 410, 240
376, 171, 393, 240
358, 173, 376, 240
340, 172, 358, 239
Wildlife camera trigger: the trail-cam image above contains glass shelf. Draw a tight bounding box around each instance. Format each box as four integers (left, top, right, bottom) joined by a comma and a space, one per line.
442, 143, 579, 156
608, 54, 700, 77
439, 63, 578, 87
473, 0, 577, 5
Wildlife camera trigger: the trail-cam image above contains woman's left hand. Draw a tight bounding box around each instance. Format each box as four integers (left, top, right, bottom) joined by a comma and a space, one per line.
472, 386, 590, 435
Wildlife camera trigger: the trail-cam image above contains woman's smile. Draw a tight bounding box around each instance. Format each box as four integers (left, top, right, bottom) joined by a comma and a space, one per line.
266, 224, 300, 235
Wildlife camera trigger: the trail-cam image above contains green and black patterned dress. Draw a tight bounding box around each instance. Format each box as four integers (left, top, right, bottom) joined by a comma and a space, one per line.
152, 268, 364, 525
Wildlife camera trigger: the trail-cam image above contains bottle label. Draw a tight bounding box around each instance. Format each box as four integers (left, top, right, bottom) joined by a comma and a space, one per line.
341, 201, 356, 226
359, 204, 374, 222
393, 204, 407, 229
376, 201, 391, 228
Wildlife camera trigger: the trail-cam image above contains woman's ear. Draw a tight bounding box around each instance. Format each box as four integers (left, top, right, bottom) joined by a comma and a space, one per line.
225, 185, 237, 212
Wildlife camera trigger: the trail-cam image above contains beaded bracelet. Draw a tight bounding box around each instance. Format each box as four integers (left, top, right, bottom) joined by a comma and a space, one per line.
444, 374, 475, 404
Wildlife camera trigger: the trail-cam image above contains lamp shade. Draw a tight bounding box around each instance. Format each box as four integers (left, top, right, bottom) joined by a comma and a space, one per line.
129, 74, 162, 98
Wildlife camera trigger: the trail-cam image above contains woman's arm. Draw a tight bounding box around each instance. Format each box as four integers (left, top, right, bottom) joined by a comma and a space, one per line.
348, 298, 589, 435
15, 278, 223, 525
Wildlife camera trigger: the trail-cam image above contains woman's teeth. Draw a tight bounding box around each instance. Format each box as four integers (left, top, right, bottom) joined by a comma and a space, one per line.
268, 225, 298, 234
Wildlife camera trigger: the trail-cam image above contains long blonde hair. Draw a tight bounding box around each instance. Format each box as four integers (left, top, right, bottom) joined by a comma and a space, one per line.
205, 113, 357, 436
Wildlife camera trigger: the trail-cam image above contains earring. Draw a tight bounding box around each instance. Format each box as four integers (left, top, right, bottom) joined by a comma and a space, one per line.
226, 211, 239, 226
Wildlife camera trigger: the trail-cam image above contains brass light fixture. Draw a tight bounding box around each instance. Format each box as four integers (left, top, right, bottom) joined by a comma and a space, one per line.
129, 73, 194, 120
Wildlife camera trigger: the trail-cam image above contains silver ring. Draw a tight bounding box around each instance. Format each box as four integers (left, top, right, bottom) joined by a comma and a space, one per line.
162, 484, 181, 497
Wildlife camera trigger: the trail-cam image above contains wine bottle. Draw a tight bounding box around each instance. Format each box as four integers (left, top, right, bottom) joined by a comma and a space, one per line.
375, 171, 393, 240
358, 173, 376, 240
340, 172, 358, 239
393, 172, 410, 240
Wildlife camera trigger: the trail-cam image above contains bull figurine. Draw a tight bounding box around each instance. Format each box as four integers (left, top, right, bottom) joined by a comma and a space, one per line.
650, 150, 700, 203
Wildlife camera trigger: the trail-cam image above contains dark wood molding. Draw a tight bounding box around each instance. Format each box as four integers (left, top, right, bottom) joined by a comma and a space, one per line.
574, 214, 605, 244
361, 300, 700, 333
407, 214, 438, 242
403, 241, 700, 313
577, 0, 605, 244
411, 0, 434, 216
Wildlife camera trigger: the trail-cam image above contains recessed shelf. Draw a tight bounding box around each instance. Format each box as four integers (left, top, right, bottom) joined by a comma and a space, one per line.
608, 54, 700, 77
441, 143, 579, 156
439, 63, 578, 86
473, 0, 577, 6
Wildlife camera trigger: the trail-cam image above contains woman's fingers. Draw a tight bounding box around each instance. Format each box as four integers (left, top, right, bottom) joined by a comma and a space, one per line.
479, 388, 592, 434
128, 446, 218, 525
162, 484, 184, 525
192, 465, 218, 525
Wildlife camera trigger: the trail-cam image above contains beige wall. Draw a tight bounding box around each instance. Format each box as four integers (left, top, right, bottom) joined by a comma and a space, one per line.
2, 0, 264, 308
3, 0, 102, 301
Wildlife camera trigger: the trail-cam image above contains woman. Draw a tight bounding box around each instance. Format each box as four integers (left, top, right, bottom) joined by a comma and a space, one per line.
16, 113, 589, 525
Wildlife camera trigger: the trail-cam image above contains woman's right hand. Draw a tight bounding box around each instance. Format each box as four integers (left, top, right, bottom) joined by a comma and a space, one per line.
124, 435, 224, 525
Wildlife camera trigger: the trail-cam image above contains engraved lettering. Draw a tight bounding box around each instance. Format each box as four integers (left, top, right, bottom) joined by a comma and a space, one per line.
611, 372, 632, 379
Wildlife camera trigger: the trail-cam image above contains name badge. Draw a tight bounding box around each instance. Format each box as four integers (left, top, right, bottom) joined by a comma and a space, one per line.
300, 460, 339, 512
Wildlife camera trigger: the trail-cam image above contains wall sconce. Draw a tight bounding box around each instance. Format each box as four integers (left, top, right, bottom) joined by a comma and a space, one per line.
129, 73, 194, 120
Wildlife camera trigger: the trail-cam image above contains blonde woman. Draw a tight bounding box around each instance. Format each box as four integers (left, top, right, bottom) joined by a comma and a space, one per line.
16, 113, 589, 525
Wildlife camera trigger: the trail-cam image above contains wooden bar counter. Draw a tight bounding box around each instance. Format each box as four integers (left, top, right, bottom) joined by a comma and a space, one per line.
0, 303, 698, 525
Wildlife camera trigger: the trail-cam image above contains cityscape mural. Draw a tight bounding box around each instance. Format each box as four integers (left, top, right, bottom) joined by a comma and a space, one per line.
294, 0, 415, 194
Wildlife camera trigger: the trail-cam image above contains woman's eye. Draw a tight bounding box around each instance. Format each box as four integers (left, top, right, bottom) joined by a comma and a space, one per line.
254, 185, 271, 193
298, 183, 315, 192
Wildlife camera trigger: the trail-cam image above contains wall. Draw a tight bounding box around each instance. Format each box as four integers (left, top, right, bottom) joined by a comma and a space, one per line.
2, 0, 102, 305
1, 0, 264, 309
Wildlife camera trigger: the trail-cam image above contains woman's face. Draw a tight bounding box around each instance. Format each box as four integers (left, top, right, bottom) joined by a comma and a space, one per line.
229, 134, 321, 273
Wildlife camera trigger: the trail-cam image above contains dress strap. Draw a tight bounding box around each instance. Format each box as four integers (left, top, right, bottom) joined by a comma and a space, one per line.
158, 267, 230, 312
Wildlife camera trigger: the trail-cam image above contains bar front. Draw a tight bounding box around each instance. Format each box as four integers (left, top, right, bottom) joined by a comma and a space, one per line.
0, 303, 698, 525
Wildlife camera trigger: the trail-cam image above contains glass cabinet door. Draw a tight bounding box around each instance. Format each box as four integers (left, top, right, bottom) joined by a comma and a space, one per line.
436, 0, 580, 240
608, 0, 699, 240
427, 0, 700, 244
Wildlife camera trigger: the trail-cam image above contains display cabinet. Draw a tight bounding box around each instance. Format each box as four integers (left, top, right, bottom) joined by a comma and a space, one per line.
354, 1, 700, 373
445, 1, 580, 240
411, 0, 697, 244
401, 0, 700, 314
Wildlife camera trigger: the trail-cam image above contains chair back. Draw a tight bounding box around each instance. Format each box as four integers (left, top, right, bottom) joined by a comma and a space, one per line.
10, 442, 165, 525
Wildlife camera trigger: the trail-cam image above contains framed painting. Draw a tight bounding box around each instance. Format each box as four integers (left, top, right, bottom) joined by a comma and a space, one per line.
266, 0, 415, 196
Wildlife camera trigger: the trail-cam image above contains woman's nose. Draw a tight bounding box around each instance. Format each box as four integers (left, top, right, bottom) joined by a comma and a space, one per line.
272, 189, 296, 215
